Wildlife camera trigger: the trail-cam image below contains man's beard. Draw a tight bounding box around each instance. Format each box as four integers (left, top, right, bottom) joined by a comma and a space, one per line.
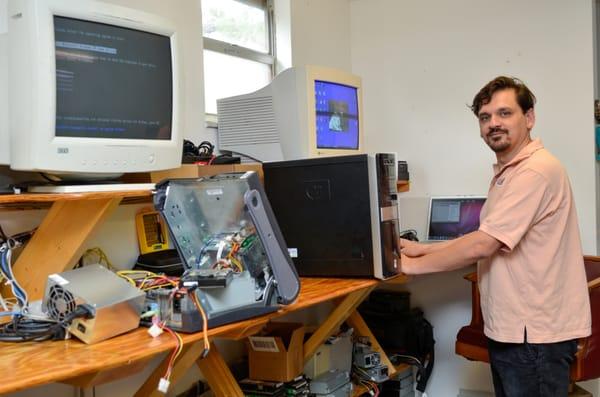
485, 129, 510, 153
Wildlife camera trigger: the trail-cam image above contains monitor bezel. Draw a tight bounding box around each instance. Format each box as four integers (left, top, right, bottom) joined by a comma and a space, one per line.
6, 0, 183, 177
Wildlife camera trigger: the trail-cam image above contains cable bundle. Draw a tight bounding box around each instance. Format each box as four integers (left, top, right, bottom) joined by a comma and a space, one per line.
0, 243, 28, 311
352, 369, 380, 396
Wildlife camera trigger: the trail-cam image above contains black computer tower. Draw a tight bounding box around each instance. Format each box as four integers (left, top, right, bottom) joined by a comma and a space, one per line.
263, 154, 401, 279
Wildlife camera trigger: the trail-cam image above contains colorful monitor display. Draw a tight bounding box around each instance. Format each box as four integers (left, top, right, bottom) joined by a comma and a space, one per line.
314, 80, 359, 150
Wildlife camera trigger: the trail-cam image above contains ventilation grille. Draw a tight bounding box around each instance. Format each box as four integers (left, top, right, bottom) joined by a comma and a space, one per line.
217, 96, 278, 147
46, 285, 76, 323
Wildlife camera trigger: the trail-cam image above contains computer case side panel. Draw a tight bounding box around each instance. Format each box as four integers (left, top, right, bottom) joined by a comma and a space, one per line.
263, 155, 374, 277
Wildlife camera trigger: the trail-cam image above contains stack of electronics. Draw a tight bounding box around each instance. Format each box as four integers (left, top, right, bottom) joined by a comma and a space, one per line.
239, 379, 285, 397
145, 171, 300, 331
285, 376, 310, 396
309, 370, 353, 397
358, 290, 434, 394
239, 376, 309, 397
352, 341, 389, 384
304, 331, 353, 380
380, 367, 414, 397
263, 153, 401, 279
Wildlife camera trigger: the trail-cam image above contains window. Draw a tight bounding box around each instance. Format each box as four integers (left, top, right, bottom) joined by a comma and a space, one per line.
201, 0, 275, 117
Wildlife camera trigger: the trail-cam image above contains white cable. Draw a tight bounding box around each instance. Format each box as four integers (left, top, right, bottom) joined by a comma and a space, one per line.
0, 288, 8, 311
1, 242, 29, 311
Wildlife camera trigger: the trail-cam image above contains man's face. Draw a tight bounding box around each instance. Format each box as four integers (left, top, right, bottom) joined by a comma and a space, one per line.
477, 88, 535, 154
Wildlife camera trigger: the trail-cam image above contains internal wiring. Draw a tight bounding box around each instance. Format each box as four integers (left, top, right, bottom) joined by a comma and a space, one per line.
117, 270, 179, 291
357, 379, 379, 396
202, 231, 260, 273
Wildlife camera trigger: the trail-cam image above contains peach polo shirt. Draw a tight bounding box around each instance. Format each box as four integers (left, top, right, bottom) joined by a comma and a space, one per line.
478, 138, 591, 343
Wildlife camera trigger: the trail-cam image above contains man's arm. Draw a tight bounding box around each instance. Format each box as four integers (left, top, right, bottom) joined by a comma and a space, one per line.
399, 238, 454, 257
401, 231, 502, 275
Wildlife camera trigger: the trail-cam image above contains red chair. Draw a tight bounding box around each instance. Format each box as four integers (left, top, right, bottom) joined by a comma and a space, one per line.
455, 255, 600, 382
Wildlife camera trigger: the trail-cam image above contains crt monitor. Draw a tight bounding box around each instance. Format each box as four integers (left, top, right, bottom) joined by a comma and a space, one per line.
217, 65, 363, 162
1, 0, 183, 179
426, 196, 487, 241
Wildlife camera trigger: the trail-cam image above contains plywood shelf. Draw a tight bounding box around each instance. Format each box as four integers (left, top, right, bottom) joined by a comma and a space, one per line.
0, 189, 153, 300
0, 190, 153, 210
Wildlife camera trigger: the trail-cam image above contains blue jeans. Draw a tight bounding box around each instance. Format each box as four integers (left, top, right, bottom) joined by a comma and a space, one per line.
487, 336, 577, 397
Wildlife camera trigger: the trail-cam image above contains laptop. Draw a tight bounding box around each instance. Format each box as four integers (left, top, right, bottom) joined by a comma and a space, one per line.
425, 196, 486, 242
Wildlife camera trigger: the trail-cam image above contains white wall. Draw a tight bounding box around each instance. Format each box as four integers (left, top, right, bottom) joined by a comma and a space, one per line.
287, 0, 353, 70
350, 0, 598, 395
350, 0, 597, 252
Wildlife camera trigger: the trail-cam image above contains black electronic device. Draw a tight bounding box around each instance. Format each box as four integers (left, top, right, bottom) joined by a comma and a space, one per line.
263, 154, 401, 279
239, 379, 286, 397
397, 160, 409, 181
359, 290, 434, 393
284, 375, 310, 396
134, 249, 184, 276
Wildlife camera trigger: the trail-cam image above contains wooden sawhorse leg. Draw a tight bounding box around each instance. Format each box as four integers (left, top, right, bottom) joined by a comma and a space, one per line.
134, 341, 243, 397
346, 310, 396, 378
6, 197, 122, 301
134, 341, 207, 397
197, 342, 244, 397
303, 286, 375, 363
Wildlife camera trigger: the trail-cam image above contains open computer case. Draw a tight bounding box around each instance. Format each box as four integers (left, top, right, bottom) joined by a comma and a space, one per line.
153, 172, 300, 328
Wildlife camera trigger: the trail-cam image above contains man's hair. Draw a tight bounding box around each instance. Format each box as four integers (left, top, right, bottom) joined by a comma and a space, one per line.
470, 76, 536, 116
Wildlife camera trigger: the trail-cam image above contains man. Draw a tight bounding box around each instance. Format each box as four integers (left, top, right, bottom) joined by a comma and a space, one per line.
400, 76, 591, 396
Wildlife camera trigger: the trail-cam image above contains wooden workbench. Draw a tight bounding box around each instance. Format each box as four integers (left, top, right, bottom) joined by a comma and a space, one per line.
0, 189, 408, 396
0, 277, 411, 396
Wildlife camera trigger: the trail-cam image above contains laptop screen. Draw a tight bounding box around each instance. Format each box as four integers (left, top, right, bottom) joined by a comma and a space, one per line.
426, 196, 486, 241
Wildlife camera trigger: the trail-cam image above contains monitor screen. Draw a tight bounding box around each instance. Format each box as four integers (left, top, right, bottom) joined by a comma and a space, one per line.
314, 80, 359, 150
427, 196, 486, 241
54, 16, 173, 140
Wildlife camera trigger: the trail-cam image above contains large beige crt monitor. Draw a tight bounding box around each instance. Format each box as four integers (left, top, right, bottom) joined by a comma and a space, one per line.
216, 65, 364, 162
0, 0, 183, 179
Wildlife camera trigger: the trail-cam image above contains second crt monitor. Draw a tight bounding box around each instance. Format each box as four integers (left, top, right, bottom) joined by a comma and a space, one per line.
217, 65, 363, 162
426, 196, 486, 241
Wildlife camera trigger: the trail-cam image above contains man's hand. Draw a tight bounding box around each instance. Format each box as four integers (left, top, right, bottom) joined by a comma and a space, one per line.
400, 252, 416, 275
399, 231, 502, 275
399, 238, 428, 257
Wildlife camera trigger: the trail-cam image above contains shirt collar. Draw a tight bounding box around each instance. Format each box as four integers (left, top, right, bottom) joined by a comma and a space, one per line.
492, 138, 544, 176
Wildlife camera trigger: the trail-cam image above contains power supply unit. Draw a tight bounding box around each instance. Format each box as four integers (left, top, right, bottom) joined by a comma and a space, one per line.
42, 264, 145, 344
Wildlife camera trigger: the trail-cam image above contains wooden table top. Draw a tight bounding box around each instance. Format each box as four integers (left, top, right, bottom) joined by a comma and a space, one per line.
0, 277, 378, 394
